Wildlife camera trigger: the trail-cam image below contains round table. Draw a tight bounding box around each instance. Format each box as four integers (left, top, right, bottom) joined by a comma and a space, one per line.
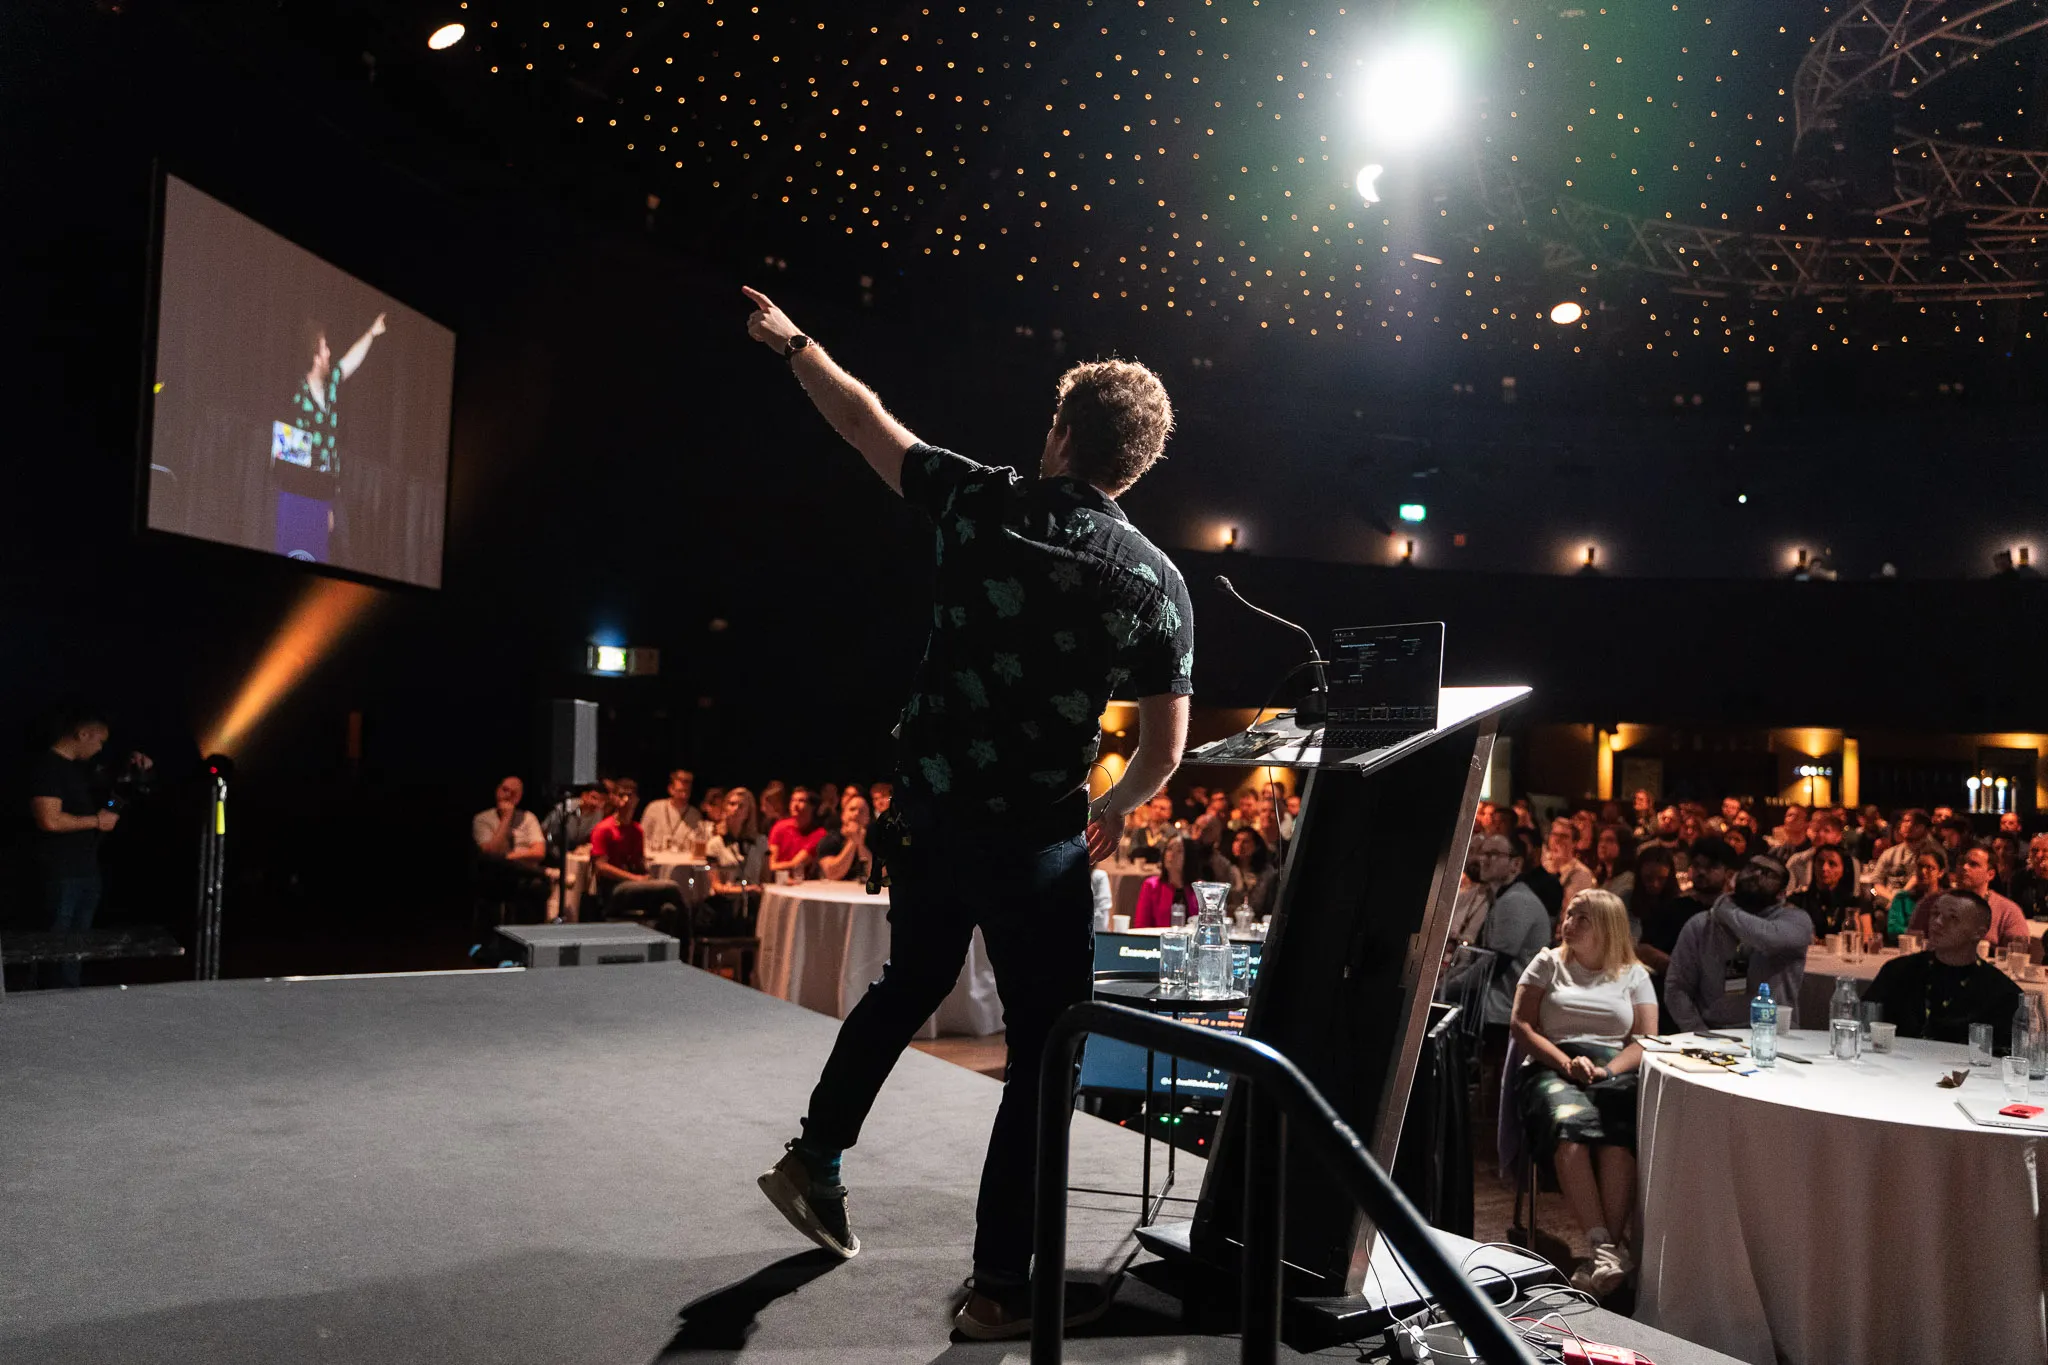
1800, 945, 2048, 1028
752, 880, 1003, 1038
1636, 1031, 2048, 1365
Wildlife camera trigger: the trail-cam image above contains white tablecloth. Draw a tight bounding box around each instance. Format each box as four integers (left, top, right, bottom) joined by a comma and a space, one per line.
753, 880, 1004, 1039
561, 850, 711, 917
1637, 1031, 2048, 1365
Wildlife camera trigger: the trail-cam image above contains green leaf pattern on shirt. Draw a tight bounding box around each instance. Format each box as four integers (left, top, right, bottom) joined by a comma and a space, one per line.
985, 578, 1026, 618
969, 739, 999, 768
1052, 630, 1077, 652
919, 754, 954, 794
991, 653, 1024, 684
1050, 691, 1093, 724
954, 669, 990, 710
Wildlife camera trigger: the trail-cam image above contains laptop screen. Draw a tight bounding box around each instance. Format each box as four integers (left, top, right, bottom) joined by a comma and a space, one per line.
1327, 622, 1445, 727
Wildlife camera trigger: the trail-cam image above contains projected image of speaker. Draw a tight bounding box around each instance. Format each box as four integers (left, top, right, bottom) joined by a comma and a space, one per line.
141, 173, 457, 589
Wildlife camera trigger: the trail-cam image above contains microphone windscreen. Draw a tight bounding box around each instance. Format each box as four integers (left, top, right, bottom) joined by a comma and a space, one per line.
1214, 575, 1234, 592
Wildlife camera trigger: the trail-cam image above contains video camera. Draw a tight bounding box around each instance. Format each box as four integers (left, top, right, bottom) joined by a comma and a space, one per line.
104, 755, 155, 813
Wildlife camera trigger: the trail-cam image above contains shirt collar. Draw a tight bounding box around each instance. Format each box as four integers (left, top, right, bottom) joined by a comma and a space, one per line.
1047, 474, 1127, 522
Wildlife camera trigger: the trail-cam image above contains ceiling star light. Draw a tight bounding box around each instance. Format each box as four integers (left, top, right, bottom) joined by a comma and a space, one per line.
1361, 41, 1458, 148
1549, 301, 1584, 325
428, 23, 465, 51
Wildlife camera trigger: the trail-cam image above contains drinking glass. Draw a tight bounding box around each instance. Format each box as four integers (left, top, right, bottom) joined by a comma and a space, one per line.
2005, 1054, 2032, 1101
1158, 928, 1191, 991
1970, 1022, 1997, 1068
1840, 933, 1860, 964
1830, 1016, 1861, 1062
1860, 1001, 1882, 1046
2009, 946, 2032, 978
1230, 944, 1251, 995
1866, 932, 1887, 958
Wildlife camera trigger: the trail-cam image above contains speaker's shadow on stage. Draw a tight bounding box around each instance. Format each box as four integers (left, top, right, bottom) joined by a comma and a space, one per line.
654, 1249, 845, 1355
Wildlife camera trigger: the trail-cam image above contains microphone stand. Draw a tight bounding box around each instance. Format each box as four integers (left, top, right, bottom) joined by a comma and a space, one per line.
1215, 575, 1329, 724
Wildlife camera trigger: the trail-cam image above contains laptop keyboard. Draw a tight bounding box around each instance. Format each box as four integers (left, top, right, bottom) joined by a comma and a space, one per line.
1323, 727, 1423, 752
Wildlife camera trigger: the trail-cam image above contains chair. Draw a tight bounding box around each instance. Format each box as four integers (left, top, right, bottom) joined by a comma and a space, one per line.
691, 936, 758, 985
1438, 944, 1497, 1093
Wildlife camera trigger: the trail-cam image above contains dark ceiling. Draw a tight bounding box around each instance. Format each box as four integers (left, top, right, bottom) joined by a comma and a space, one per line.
188, 0, 2048, 376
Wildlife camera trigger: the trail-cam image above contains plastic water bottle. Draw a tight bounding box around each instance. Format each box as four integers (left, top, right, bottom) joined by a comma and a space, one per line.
1189, 881, 1232, 999
1749, 983, 1777, 1068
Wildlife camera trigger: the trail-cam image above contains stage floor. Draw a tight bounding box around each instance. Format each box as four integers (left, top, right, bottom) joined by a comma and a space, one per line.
2, 964, 1734, 1364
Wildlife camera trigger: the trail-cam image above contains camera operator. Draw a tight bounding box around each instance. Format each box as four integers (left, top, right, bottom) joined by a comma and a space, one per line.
29, 707, 153, 988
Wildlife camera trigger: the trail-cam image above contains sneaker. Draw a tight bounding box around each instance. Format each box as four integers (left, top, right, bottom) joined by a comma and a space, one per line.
756, 1145, 859, 1259
1586, 1240, 1632, 1297
952, 1276, 1119, 1341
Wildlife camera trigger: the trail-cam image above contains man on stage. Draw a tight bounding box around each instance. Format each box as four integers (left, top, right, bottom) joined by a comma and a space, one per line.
741, 286, 1194, 1338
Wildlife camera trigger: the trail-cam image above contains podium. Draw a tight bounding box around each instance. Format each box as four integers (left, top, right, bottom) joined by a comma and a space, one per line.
1139, 684, 1530, 1338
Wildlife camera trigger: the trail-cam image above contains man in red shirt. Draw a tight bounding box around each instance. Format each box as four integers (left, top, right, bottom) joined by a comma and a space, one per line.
768, 786, 831, 877
589, 778, 683, 922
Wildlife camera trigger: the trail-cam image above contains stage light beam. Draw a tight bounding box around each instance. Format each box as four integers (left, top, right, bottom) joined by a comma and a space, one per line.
428, 23, 465, 50
202, 577, 380, 756
1361, 42, 1458, 148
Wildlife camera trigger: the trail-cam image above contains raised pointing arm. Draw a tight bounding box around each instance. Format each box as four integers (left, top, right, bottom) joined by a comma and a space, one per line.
338, 313, 387, 382
743, 286, 919, 493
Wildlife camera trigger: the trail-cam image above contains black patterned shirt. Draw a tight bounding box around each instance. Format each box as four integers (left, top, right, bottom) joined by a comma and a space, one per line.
894, 443, 1195, 824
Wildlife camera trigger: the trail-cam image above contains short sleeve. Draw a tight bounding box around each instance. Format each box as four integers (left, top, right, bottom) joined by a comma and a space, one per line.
1624, 963, 1656, 1007
1517, 947, 1560, 991
517, 813, 544, 848
1118, 561, 1196, 697
471, 811, 495, 848
899, 443, 992, 522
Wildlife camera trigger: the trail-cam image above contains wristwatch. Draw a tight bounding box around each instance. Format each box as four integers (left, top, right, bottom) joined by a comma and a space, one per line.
784, 333, 812, 361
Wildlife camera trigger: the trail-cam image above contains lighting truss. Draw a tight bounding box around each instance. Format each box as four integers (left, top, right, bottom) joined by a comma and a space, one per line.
1793, 0, 2048, 146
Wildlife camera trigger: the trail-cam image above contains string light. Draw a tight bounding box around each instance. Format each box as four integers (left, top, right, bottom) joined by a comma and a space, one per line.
443, 2, 2047, 362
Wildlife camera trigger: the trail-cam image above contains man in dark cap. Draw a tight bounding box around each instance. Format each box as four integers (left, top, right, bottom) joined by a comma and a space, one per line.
1665, 855, 1814, 1032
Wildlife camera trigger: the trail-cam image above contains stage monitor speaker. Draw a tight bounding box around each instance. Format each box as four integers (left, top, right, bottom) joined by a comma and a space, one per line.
549, 698, 599, 792
495, 923, 678, 968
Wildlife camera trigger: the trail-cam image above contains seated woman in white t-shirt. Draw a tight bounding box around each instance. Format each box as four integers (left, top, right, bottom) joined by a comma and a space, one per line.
1511, 888, 1657, 1300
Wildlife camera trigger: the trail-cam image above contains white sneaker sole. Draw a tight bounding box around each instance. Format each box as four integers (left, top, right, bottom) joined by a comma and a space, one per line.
756, 1163, 859, 1259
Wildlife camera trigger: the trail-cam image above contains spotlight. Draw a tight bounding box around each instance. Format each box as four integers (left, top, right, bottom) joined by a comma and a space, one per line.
1355, 164, 1385, 204
428, 22, 465, 50
1548, 301, 1584, 325
1361, 41, 1458, 147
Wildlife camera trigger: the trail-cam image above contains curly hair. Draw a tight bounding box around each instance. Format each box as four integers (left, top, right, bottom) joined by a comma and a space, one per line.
1053, 359, 1174, 494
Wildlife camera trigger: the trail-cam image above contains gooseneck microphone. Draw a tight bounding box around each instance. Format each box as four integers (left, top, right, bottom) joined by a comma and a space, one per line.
1214, 575, 1329, 724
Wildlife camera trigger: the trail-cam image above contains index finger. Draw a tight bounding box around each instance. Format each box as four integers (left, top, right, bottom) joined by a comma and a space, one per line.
741, 285, 775, 311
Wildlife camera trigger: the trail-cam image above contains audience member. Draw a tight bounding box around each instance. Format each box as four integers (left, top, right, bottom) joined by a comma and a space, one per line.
1723, 826, 1754, 861
1276, 785, 1298, 842
1570, 809, 1597, 860
816, 793, 874, 883
759, 781, 789, 827
1862, 892, 2023, 1049
1871, 808, 1937, 907
473, 775, 547, 868
1227, 827, 1279, 919
699, 786, 727, 824
589, 778, 684, 921
643, 768, 707, 854
1486, 802, 1519, 840
1908, 844, 2029, 950
1767, 805, 1811, 861
1588, 824, 1635, 901
1639, 806, 1683, 855
1936, 815, 1973, 859
1626, 847, 1678, 960
1121, 794, 1178, 862
1791, 845, 1868, 937
817, 783, 841, 823
1852, 805, 1890, 861
1509, 889, 1656, 1297
1884, 847, 1949, 937
1468, 835, 1550, 1028
1253, 805, 1287, 863
1989, 831, 2025, 899
542, 783, 608, 856
2012, 835, 2048, 920
869, 781, 893, 816
1515, 825, 1565, 921
1637, 838, 1729, 1030
705, 786, 770, 931
1629, 789, 1657, 843
1134, 835, 1200, 928
1785, 810, 1857, 895
2000, 811, 2024, 835
1665, 856, 1812, 1031
1544, 818, 1596, 912
768, 786, 831, 876
1450, 854, 1493, 943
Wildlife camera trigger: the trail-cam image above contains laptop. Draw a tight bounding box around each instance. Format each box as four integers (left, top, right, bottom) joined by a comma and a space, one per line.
1318, 621, 1445, 764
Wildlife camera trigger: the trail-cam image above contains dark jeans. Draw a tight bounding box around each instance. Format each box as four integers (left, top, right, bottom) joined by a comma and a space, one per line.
800, 814, 1092, 1287
43, 872, 102, 989
606, 879, 683, 922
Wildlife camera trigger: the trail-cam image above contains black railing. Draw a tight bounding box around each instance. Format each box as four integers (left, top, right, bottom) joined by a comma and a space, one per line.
1033, 1001, 1540, 1365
